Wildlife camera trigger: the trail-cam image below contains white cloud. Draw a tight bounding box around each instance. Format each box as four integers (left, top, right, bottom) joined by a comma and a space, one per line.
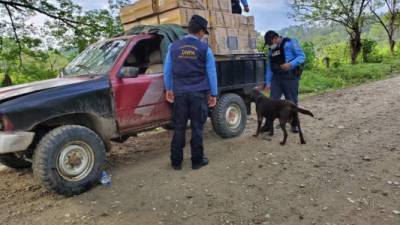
247, 0, 297, 31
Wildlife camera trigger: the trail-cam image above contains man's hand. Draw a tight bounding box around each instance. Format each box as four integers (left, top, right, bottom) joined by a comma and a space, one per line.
280, 63, 292, 71
208, 96, 217, 107
244, 6, 250, 12
165, 90, 175, 103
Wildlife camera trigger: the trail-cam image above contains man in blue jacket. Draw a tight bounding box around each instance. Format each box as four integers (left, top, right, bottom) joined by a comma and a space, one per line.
164, 15, 218, 170
264, 30, 305, 133
231, 0, 250, 14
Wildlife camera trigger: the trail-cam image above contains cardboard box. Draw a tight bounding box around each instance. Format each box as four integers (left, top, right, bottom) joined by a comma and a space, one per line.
238, 29, 249, 54
209, 11, 235, 28
139, 16, 160, 25
210, 27, 239, 55
233, 15, 255, 29
233, 14, 247, 28
123, 21, 141, 31
156, 0, 207, 13
247, 16, 255, 30
120, 0, 156, 24
210, 27, 258, 55
159, 8, 209, 27
248, 16, 255, 26
207, 0, 231, 13
122, 16, 160, 31
248, 30, 258, 51
237, 29, 258, 54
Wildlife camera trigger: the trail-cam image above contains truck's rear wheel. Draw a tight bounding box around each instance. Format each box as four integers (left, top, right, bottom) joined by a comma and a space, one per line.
211, 93, 247, 138
0, 153, 31, 169
33, 125, 106, 196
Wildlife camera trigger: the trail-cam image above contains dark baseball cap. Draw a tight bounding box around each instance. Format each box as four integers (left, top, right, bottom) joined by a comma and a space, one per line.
190, 15, 209, 35
264, 30, 279, 46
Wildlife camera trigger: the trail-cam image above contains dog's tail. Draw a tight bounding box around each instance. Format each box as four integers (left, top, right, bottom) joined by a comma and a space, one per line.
297, 107, 314, 117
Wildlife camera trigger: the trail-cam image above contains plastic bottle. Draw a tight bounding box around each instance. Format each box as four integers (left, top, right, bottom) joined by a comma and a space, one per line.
100, 171, 112, 187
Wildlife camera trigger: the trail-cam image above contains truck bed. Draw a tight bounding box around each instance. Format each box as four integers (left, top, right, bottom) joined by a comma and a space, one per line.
215, 54, 266, 94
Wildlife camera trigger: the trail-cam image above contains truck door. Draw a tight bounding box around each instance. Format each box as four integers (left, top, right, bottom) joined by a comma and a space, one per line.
111, 36, 172, 134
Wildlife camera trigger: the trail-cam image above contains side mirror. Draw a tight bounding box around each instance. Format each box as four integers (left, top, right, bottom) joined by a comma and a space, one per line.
117, 68, 125, 79
118, 67, 139, 79
58, 67, 65, 78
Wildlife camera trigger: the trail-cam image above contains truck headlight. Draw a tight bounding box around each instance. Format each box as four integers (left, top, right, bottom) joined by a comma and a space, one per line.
0, 116, 13, 131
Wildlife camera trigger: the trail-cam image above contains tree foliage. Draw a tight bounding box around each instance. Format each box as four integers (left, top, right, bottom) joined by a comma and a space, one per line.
370, 0, 400, 55
301, 41, 317, 69
0, 0, 129, 84
290, 0, 371, 64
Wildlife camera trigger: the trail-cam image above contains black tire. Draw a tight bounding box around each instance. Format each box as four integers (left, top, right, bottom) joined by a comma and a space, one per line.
211, 93, 247, 138
32, 125, 106, 196
0, 153, 31, 169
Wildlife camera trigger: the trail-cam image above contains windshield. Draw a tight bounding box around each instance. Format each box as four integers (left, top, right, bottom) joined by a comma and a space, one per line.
63, 39, 128, 77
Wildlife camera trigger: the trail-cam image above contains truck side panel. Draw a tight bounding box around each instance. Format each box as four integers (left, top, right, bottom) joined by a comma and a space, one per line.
0, 77, 117, 138
216, 54, 266, 94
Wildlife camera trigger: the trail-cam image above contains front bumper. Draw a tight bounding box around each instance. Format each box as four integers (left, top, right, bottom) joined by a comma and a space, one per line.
0, 132, 35, 154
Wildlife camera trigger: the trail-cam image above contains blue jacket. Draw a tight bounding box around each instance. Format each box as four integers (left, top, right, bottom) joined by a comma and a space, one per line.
232, 0, 248, 6
164, 35, 218, 96
266, 38, 305, 86
240, 0, 249, 6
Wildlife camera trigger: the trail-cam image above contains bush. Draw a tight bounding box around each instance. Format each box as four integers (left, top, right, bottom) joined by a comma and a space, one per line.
361, 39, 383, 63
300, 57, 400, 94
301, 41, 316, 69
321, 42, 351, 66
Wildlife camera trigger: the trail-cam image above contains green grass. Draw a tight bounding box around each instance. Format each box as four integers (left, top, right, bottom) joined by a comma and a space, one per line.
300, 58, 400, 95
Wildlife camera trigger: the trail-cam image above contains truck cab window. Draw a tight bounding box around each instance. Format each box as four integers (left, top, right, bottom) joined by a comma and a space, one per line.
63, 39, 127, 77
121, 36, 163, 78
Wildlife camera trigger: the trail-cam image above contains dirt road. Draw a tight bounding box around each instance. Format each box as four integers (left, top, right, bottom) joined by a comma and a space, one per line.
1, 76, 400, 225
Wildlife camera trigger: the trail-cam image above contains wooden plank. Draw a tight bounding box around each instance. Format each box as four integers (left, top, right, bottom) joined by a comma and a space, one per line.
207, 0, 232, 13
159, 8, 209, 27
156, 0, 207, 13
120, 0, 156, 24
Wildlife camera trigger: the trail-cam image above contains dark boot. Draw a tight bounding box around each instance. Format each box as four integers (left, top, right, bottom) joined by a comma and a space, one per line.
192, 157, 209, 170
172, 163, 182, 171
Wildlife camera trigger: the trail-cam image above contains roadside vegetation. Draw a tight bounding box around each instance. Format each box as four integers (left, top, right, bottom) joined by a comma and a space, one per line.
298, 42, 400, 94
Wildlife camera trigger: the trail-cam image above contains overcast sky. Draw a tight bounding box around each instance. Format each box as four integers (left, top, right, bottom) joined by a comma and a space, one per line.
77, 0, 297, 31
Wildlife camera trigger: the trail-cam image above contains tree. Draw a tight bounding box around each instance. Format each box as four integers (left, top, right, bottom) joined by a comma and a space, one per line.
0, 0, 82, 67
370, 0, 400, 55
0, 0, 127, 83
46, 1, 128, 52
290, 0, 371, 64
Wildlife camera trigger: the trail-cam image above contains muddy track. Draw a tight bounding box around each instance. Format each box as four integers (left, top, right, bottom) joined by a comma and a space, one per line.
1, 76, 400, 225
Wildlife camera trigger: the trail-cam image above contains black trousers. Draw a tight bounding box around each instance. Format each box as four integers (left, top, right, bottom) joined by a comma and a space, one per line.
232, 3, 242, 14
270, 77, 300, 105
170, 92, 208, 165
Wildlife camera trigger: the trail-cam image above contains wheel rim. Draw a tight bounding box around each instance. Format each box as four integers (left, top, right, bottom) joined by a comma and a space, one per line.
225, 103, 242, 129
57, 141, 95, 182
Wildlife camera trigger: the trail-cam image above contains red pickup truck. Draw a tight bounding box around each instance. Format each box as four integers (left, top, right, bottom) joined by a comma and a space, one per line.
0, 33, 266, 196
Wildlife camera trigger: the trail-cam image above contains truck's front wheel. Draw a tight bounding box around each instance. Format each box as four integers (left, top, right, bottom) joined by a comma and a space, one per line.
211, 94, 247, 138
33, 125, 106, 196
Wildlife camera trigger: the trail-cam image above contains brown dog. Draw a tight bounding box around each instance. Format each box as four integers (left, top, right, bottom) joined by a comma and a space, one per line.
251, 89, 314, 145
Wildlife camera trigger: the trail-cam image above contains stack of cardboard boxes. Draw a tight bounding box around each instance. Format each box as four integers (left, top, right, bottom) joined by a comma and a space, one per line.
120, 0, 258, 55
